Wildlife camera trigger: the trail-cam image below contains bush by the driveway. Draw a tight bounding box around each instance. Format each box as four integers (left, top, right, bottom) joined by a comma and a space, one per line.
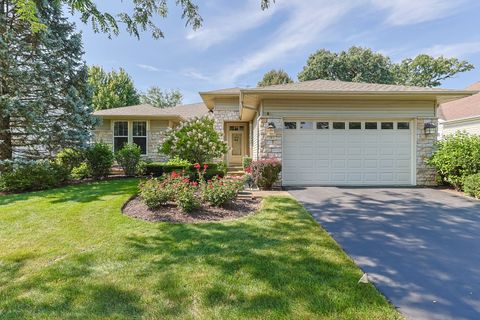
463, 173, 480, 199
429, 132, 480, 189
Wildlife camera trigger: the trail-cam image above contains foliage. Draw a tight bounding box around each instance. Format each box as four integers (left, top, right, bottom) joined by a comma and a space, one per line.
71, 162, 91, 180
139, 177, 176, 209
143, 162, 226, 180
392, 54, 474, 87
428, 132, 480, 189
140, 87, 183, 108
0, 159, 68, 192
297, 46, 474, 87
251, 159, 282, 190
13, 1, 275, 39
298, 47, 394, 84
175, 182, 200, 213
88, 66, 140, 110
136, 160, 148, 176
115, 143, 141, 176
0, 1, 97, 160
55, 148, 85, 173
160, 116, 228, 164
165, 156, 191, 166
202, 176, 244, 207
85, 143, 114, 180
0, 180, 401, 319
257, 69, 293, 87
242, 156, 253, 170
463, 174, 480, 199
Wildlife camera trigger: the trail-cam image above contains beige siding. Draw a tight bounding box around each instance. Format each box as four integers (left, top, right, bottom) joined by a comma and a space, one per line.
214, 98, 240, 111
262, 99, 435, 118
96, 119, 111, 131
252, 113, 259, 160
149, 120, 169, 130
442, 119, 480, 137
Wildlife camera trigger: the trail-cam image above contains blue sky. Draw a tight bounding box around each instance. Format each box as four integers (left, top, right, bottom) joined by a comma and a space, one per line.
74, 0, 480, 103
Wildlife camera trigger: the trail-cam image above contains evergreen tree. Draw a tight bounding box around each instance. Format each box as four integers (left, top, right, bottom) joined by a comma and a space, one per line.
0, 0, 97, 160
88, 66, 140, 110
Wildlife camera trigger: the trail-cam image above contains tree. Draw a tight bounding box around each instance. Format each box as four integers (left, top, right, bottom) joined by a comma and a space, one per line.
298, 47, 394, 84
393, 54, 474, 87
298, 46, 474, 87
1, 1, 97, 160
140, 87, 183, 108
257, 69, 293, 87
13, 0, 274, 39
160, 116, 228, 164
88, 66, 140, 110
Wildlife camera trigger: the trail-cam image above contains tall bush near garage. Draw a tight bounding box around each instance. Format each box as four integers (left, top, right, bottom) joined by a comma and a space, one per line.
251, 159, 282, 190
160, 116, 228, 164
428, 132, 480, 189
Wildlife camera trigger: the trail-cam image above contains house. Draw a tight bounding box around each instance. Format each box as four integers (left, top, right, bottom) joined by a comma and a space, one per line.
92, 79, 475, 187
438, 81, 480, 138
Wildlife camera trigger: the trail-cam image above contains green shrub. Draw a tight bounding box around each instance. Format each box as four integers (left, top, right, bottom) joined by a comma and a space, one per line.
55, 148, 85, 173
115, 143, 141, 176
139, 178, 176, 209
242, 156, 252, 170
251, 159, 282, 190
85, 143, 114, 180
71, 162, 90, 180
202, 176, 244, 207
176, 184, 200, 213
160, 116, 228, 164
0, 160, 68, 192
144, 162, 226, 180
136, 160, 148, 176
463, 174, 480, 199
428, 132, 480, 189
165, 156, 191, 166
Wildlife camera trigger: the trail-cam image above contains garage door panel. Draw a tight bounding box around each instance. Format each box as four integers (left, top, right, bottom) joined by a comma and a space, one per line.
283, 119, 413, 186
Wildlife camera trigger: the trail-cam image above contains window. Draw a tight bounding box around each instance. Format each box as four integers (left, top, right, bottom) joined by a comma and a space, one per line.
229, 125, 244, 131
133, 121, 147, 155
381, 122, 394, 130
317, 122, 329, 129
333, 122, 345, 129
284, 121, 297, 129
349, 122, 361, 130
397, 122, 410, 130
365, 122, 378, 130
300, 121, 313, 129
113, 121, 128, 152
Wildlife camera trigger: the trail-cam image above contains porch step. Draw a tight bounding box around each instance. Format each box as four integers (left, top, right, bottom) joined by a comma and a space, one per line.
110, 165, 124, 176
237, 190, 254, 200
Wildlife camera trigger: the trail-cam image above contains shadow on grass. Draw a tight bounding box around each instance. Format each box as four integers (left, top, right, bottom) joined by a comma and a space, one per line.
124, 197, 391, 318
0, 179, 138, 206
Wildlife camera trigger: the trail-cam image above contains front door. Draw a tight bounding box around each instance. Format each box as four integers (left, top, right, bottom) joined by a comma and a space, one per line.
227, 124, 247, 165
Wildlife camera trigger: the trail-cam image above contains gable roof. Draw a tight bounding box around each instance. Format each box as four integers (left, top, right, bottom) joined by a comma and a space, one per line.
93, 102, 208, 120
248, 79, 459, 93
466, 82, 480, 91
438, 93, 480, 121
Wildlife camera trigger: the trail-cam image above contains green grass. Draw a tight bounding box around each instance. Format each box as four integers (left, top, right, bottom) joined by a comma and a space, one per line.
0, 179, 401, 319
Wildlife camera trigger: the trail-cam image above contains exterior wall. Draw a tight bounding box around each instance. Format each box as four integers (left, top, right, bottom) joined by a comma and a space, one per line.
252, 113, 259, 160
212, 98, 241, 139
416, 118, 438, 186
262, 99, 436, 118
91, 118, 169, 162
439, 117, 480, 138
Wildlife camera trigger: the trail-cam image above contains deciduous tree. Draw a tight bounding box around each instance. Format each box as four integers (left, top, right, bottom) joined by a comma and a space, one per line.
140, 87, 183, 108
257, 69, 293, 87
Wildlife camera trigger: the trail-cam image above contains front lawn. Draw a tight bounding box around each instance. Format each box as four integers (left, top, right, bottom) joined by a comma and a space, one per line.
0, 179, 400, 319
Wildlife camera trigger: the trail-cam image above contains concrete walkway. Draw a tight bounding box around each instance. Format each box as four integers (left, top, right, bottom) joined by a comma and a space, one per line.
288, 187, 480, 320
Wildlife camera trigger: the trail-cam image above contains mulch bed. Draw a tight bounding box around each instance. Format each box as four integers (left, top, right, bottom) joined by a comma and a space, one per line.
122, 195, 261, 223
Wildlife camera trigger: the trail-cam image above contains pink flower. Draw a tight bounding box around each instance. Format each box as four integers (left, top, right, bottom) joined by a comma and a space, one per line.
192, 181, 198, 187
203, 164, 208, 170
171, 172, 179, 178
194, 163, 201, 169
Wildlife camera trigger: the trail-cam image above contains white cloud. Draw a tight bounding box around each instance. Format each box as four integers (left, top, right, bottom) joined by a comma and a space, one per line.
182, 69, 212, 81
422, 41, 480, 58
370, 0, 465, 26
137, 64, 161, 72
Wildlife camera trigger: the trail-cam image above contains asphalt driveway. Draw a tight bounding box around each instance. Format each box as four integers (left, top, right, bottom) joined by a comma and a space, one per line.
288, 187, 480, 320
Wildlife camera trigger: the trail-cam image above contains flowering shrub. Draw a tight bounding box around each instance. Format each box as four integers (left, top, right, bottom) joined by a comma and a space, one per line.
0, 159, 68, 192
115, 143, 141, 176
176, 183, 200, 213
139, 172, 185, 209
160, 116, 228, 164
251, 159, 282, 190
202, 176, 244, 207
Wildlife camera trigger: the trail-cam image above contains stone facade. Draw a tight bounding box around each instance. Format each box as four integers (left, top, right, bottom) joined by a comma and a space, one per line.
416, 118, 438, 186
258, 117, 283, 160
213, 109, 240, 139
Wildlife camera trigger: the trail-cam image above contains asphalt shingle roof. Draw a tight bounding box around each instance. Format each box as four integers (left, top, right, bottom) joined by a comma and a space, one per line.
93, 103, 208, 119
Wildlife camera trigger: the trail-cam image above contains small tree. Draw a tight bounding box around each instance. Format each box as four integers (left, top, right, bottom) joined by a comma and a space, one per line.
257, 69, 293, 87
160, 116, 227, 164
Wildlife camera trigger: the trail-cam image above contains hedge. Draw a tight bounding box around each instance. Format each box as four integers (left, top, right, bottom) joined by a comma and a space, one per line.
144, 162, 226, 180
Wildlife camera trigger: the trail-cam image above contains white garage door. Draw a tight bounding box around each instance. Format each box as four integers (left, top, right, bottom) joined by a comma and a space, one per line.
283, 120, 413, 186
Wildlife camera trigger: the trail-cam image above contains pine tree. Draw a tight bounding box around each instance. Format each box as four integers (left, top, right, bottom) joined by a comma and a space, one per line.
0, 0, 97, 160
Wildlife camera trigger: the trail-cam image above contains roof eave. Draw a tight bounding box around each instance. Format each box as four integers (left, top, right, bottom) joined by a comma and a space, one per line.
93, 114, 184, 121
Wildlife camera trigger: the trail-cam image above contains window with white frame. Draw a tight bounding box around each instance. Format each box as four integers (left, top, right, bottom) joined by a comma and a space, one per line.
113, 121, 128, 152
133, 121, 147, 155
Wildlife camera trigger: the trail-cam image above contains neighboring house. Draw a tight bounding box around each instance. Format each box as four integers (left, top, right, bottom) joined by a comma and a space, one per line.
92, 79, 475, 187
438, 81, 480, 138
